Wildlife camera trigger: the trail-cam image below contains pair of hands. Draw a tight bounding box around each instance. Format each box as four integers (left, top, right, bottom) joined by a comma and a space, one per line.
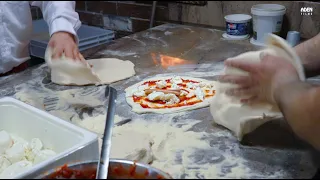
48, 32, 85, 62
218, 53, 300, 104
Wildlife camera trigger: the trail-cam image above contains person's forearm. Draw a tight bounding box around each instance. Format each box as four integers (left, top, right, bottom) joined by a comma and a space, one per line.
294, 33, 320, 78
30, 1, 81, 42
274, 81, 320, 150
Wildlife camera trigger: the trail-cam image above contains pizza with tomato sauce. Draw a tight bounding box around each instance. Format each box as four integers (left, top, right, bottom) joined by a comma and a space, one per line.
125, 76, 218, 114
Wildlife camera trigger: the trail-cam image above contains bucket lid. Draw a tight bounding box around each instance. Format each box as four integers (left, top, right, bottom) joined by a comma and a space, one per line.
224, 14, 252, 23
251, 4, 286, 16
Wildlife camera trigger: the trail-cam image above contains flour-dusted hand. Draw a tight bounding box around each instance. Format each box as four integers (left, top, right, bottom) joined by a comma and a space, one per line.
48, 31, 84, 61
219, 53, 301, 104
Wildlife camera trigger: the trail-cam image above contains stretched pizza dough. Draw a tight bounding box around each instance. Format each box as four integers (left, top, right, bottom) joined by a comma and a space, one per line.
125, 76, 218, 114
210, 34, 306, 140
44, 48, 136, 86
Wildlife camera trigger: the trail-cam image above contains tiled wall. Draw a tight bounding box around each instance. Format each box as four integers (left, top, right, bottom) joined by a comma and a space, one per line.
31, 1, 319, 39
75, 1, 170, 38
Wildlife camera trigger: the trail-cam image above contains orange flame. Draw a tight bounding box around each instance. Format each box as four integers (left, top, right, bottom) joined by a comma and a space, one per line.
151, 53, 192, 69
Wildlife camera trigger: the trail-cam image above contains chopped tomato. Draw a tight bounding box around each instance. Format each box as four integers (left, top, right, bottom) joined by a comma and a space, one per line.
133, 96, 142, 102
46, 162, 167, 179
143, 80, 157, 86
177, 83, 186, 87
144, 169, 149, 176
179, 96, 188, 102
157, 174, 165, 179
182, 79, 199, 83
129, 163, 137, 176
140, 104, 150, 108
145, 99, 166, 104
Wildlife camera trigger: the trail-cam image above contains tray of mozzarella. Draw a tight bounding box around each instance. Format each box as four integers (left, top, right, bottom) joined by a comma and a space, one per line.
0, 131, 56, 178
0, 97, 100, 179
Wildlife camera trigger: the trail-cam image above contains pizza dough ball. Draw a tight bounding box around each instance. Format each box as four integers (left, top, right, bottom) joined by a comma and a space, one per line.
0, 131, 13, 154
111, 130, 154, 164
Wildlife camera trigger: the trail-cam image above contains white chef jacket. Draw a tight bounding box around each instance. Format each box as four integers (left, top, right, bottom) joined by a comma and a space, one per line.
0, 1, 81, 74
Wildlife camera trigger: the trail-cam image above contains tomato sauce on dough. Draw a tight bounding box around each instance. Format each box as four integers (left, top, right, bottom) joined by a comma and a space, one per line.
133, 78, 216, 109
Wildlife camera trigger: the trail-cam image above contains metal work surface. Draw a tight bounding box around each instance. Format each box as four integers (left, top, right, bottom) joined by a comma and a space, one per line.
0, 24, 318, 178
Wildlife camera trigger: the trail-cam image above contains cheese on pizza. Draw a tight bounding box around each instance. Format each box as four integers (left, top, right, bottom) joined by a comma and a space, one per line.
126, 76, 216, 109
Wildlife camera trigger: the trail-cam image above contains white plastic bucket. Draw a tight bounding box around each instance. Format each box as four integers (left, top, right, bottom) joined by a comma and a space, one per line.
251, 4, 286, 44
224, 14, 252, 38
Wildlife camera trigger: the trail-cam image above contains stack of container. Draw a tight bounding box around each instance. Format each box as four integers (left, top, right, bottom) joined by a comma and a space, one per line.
29, 19, 115, 59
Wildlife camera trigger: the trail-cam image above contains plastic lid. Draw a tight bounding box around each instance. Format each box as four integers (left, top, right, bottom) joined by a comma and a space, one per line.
251, 4, 286, 16
224, 14, 252, 23
222, 33, 250, 40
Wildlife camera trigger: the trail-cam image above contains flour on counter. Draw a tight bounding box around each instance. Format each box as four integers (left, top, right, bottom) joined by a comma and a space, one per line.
100, 50, 137, 57
72, 113, 256, 179
164, 31, 173, 36
6, 62, 316, 179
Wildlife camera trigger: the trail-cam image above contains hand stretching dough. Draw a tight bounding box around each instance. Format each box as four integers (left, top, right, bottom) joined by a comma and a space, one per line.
44, 48, 136, 86
210, 34, 306, 140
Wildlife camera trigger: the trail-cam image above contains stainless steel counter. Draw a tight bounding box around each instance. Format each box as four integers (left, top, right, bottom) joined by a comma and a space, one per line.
0, 24, 317, 179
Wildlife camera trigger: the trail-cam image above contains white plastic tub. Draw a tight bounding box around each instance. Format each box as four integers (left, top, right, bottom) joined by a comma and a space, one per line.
0, 97, 100, 179
251, 4, 286, 45
224, 14, 252, 39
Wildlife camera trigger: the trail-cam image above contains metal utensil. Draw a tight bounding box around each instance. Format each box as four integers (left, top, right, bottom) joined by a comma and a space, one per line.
104, 85, 110, 98
114, 118, 132, 127
96, 86, 117, 179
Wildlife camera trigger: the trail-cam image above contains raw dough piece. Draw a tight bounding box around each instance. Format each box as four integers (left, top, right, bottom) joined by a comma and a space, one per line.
210, 34, 306, 140
125, 76, 218, 114
44, 47, 136, 86
110, 130, 154, 164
